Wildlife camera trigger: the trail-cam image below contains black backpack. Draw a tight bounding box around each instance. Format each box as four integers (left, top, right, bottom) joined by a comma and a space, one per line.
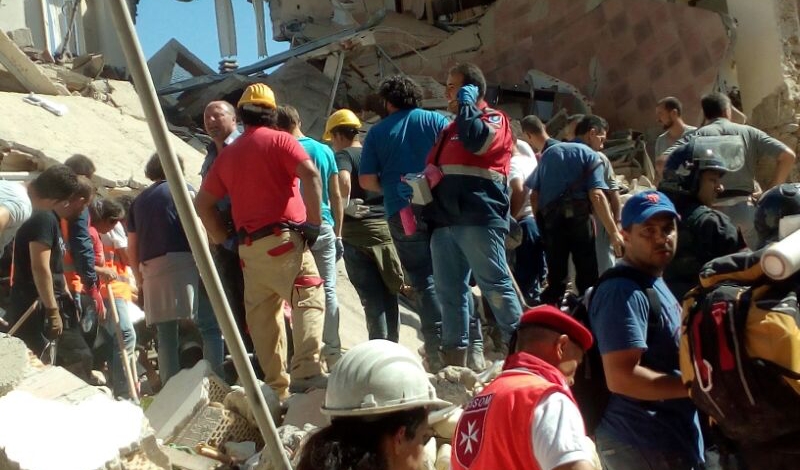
568, 265, 662, 434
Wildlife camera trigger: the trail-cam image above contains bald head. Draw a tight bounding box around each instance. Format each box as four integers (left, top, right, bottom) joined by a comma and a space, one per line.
204, 100, 237, 143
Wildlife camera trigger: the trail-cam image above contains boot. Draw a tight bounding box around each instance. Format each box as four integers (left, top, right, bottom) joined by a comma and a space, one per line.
442, 347, 468, 367
467, 342, 486, 372
422, 345, 444, 374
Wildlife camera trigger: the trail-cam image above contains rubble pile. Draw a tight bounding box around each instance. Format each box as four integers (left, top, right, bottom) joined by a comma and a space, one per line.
0, 27, 204, 192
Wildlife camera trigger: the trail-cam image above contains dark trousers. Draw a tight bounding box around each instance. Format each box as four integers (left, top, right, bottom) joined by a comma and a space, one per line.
539, 211, 598, 305
513, 215, 547, 305
211, 244, 252, 352
343, 242, 400, 342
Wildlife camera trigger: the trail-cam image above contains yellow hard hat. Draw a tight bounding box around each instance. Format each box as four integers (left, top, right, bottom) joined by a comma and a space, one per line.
323, 109, 362, 141
238, 83, 276, 109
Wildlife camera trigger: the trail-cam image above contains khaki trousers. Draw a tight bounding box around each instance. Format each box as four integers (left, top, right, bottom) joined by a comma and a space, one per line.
239, 230, 324, 398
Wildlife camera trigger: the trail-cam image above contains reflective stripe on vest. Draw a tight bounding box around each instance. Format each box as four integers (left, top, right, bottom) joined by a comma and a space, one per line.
450, 370, 559, 470
440, 164, 507, 185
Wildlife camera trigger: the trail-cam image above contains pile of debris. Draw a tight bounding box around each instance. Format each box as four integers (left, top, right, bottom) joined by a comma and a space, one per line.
0, 27, 204, 193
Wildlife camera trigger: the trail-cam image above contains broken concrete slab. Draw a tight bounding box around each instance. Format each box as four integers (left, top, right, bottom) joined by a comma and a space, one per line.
0, 91, 204, 189
0, 29, 68, 96
223, 384, 282, 428
147, 39, 216, 91
144, 360, 215, 441
282, 388, 327, 429
0, 335, 28, 397
0, 387, 149, 470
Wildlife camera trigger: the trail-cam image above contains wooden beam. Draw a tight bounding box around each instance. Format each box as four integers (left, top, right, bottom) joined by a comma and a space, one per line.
0, 30, 67, 96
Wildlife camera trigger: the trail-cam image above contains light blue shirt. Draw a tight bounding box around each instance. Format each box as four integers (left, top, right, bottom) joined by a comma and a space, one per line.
299, 136, 338, 226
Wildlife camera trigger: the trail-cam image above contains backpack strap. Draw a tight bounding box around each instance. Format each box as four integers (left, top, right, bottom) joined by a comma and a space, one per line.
592, 265, 663, 334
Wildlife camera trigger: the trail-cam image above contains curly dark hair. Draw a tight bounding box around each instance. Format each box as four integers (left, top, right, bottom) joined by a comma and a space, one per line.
296, 407, 428, 470
378, 75, 422, 110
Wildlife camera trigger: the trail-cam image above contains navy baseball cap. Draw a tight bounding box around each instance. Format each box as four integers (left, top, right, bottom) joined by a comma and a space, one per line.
621, 190, 679, 229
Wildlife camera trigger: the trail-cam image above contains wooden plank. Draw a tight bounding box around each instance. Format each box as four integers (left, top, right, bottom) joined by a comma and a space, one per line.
0, 30, 66, 96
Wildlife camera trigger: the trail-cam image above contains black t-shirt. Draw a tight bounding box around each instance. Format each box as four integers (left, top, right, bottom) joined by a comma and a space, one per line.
11, 210, 66, 306
334, 147, 384, 219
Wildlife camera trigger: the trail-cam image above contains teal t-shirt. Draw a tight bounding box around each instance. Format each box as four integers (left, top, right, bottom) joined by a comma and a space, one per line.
299, 136, 338, 226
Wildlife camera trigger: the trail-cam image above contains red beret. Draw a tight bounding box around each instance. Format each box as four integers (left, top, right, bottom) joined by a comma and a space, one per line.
519, 305, 593, 351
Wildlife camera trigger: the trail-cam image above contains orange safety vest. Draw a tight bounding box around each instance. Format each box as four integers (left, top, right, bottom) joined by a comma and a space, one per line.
99, 238, 132, 302
450, 370, 560, 470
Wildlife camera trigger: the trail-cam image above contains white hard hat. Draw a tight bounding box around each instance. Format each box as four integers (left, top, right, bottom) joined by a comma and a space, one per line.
321, 340, 451, 417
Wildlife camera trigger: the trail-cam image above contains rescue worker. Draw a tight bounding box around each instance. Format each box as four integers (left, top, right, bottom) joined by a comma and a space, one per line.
451, 305, 599, 470
196, 83, 327, 399
296, 340, 451, 470
526, 127, 621, 305
659, 142, 742, 299
276, 105, 344, 369
573, 115, 621, 275
653, 96, 697, 183
10, 168, 94, 379
755, 182, 800, 248
412, 62, 522, 366
63, 154, 105, 331
0, 180, 31, 253
665, 92, 796, 248
325, 109, 406, 342
359, 75, 448, 372
89, 197, 137, 398
589, 191, 705, 470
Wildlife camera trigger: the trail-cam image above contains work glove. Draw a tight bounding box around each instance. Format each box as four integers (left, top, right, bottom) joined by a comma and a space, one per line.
397, 181, 413, 200
222, 236, 238, 252
457, 84, 480, 105
85, 284, 106, 321
344, 198, 370, 219
45, 307, 63, 339
335, 237, 344, 262
301, 222, 321, 248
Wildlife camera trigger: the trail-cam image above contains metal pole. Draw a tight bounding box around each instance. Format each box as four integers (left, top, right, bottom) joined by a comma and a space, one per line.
325, 52, 345, 118
105, 3, 292, 470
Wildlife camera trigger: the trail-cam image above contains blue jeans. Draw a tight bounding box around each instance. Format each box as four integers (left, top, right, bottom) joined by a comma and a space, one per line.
595, 216, 616, 276
513, 215, 546, 304
156, 320, 180, 384
343, 242, 400, 342
596, 429, 702, 470
196, 282, 225, 377
101, 297, 137, 398
310, 223, 340, 357
430, 225, 522, 349
388, 209, 442, 356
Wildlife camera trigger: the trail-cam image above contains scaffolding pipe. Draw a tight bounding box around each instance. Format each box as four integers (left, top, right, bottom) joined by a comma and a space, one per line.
106, 2, 292, 470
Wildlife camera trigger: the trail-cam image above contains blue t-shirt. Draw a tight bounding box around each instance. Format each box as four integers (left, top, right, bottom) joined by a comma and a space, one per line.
360, 108, 449, 217
128, 181, 193, 262
525, 142, 607, 210
299, 136, 338, 226
589, 268, 704, 464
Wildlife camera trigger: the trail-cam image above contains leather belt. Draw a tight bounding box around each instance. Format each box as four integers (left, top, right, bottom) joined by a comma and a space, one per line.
237, 222, 294, 246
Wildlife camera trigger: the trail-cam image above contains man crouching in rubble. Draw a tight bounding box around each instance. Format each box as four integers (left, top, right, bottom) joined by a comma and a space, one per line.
10, 166, 94, 379
196, 83, 327, 400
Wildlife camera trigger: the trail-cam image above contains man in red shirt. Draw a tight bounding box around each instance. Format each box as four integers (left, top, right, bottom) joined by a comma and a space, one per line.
196, 83, 327, 399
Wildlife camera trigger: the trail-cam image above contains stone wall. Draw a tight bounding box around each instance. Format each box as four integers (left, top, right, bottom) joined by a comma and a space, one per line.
751, 0, 800, 184
390, 0, 730, 137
